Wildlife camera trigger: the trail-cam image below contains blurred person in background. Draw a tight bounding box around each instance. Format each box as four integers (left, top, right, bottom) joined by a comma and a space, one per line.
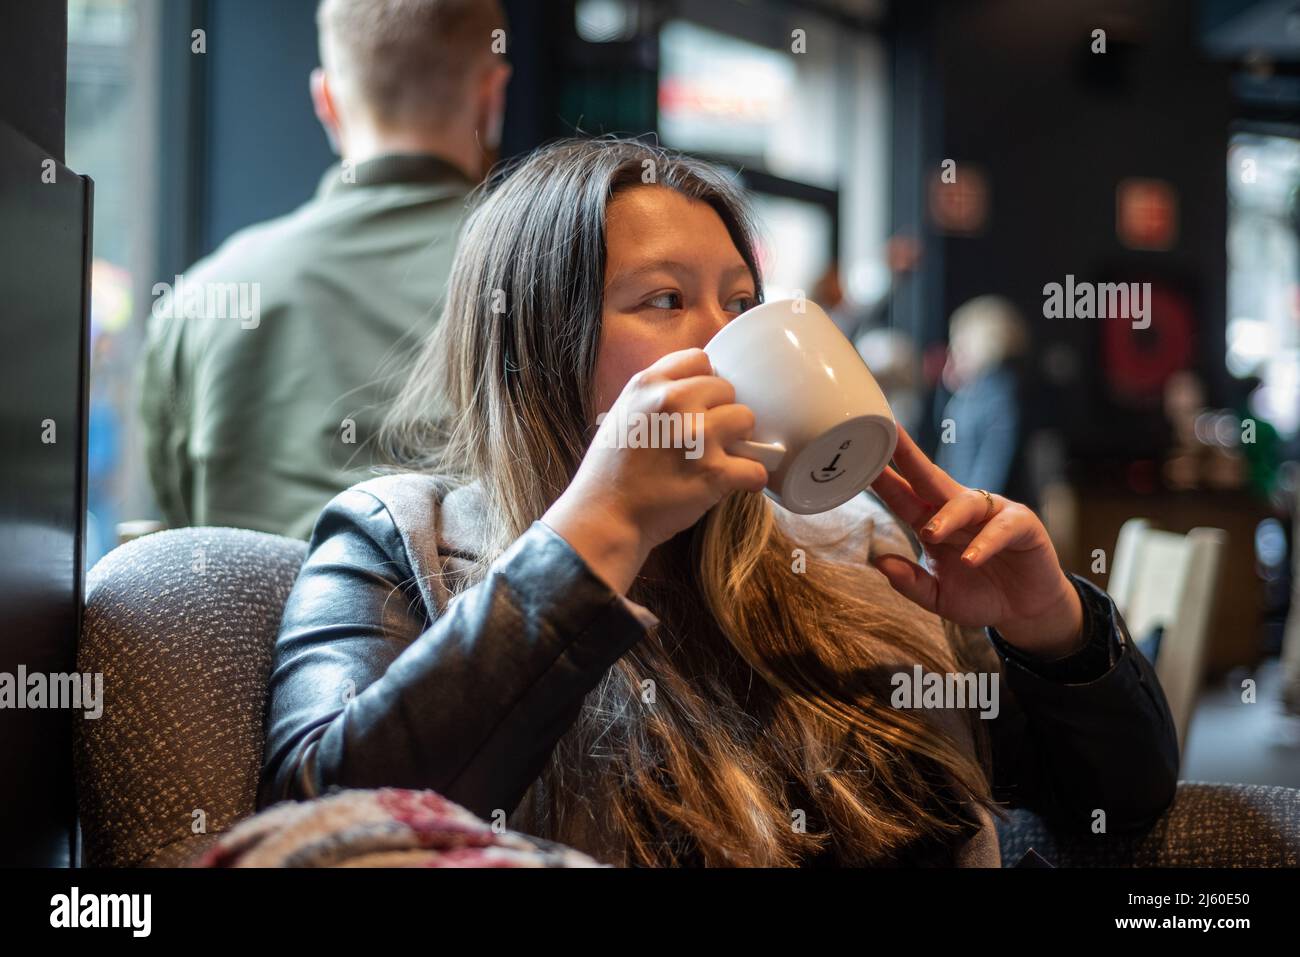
933, 295, 1035, 510
140, 0, 511, 539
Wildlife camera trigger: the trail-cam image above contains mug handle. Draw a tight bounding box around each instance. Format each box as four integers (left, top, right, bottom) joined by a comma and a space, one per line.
727, 439, 787, 472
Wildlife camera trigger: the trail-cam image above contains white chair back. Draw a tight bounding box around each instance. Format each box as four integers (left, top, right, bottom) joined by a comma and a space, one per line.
1108, 519, 1228, 755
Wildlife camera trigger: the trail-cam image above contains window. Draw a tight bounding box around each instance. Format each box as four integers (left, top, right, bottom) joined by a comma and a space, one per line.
67, 0, 159, 567
658, 12, 890, 311
1227, 131, 1300, 438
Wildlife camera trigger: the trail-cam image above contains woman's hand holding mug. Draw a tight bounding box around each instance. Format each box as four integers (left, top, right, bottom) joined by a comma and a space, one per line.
868, 425, 1085, 659
542, 347, 768, 595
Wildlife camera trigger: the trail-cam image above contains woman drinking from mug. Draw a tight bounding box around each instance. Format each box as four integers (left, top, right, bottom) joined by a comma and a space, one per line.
258, 137, 1178, 867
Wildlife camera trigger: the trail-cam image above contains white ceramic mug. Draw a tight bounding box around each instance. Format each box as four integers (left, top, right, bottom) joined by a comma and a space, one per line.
703, 298, 898, 515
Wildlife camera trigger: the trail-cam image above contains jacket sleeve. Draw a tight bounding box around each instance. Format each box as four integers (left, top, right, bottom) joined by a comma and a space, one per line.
971, 573, 1181, 835
257, 486, 653, 820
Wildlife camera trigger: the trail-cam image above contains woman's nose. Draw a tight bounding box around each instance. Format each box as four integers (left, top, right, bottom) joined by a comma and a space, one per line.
702, 306, 733, 342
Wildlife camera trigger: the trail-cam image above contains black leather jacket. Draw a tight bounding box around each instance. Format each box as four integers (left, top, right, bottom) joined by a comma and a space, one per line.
257, 474, 1180, 856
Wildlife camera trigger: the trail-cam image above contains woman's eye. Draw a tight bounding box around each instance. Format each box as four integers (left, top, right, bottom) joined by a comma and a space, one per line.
646, 292, 683, 310
726, 295, 756, 313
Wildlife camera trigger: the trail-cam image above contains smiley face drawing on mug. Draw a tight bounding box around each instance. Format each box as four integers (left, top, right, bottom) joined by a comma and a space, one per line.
703, 298, 898, 515
811, 439, 854, 485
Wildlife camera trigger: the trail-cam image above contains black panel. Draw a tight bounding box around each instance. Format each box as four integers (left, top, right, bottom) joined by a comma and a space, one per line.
0, 2, 68, 162
0, 121, 93, 866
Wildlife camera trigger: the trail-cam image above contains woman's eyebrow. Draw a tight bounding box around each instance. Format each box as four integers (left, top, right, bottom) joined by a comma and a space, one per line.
607, 259, 753, 290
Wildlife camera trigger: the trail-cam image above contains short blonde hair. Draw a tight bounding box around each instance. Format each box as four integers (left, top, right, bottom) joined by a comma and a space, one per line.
948, 295, 1028, 373
317, 0, 506, 131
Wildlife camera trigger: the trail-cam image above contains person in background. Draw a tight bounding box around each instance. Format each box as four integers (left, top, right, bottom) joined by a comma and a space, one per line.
140, 0, 511, 539
933, 295, 1035, 510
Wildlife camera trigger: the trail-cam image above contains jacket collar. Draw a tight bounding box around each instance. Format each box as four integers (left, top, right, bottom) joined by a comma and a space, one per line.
316, 153, 476, 197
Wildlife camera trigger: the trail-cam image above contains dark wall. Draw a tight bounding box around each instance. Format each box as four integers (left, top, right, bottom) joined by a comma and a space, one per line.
903, 0, 1231, 459
499, 0, 564, 157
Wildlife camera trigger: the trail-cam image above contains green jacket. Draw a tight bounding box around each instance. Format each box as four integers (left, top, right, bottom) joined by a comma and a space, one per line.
140, 153, 473, 539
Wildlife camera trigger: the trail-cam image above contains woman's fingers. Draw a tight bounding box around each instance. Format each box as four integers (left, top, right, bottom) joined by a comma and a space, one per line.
870, 465, 935, 527
958, 506, 1035, 566
646, 347, 715, 380
717, 455, 770, 492
703, 403, 768, 490
872, 467, 979, 548
705, 402, 757, 450
660, 374, 736, 412
920, 489, 1003, 544
872, 467, 978, 548
869, 553, 940, 614
890, 425, 964, 506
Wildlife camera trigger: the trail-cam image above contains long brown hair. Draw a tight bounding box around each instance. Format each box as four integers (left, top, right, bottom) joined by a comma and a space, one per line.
382, 136, 1003, 866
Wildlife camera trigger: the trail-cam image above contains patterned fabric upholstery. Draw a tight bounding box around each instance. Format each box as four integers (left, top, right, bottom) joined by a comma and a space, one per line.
76, 527, 307, 867
996, 781, 1300, 867
76, 527, 1300, 868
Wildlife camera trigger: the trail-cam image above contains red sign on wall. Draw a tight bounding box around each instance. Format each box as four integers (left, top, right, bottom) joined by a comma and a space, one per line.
1116, 178, 1178, 251
929, 164, 989, 236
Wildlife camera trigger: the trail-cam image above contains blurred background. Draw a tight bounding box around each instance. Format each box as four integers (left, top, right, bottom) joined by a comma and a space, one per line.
8, 0, 1300, 863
